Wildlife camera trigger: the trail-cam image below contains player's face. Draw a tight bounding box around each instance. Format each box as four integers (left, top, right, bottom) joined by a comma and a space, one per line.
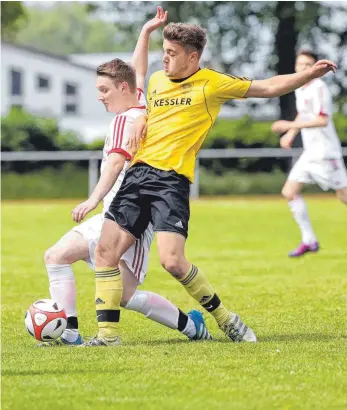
96, 76, 126, 114
295, 55, 316, 73
162, 40, 197, 78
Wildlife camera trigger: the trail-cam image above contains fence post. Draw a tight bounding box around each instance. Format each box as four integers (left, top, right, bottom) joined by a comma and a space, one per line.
190, 157, 200, 199
88, 158, 99, 196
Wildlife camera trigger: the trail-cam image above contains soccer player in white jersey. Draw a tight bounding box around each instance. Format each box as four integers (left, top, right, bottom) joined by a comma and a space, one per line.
272, 50, 347, 257
41, 7, 211, 346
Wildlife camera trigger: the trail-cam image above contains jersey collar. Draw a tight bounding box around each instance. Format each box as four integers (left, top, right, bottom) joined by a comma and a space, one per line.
169, 68, 201, 83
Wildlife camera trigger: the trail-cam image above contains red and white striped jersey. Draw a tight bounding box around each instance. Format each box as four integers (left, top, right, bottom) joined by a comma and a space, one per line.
295, 78, 342, 160
102, 88, 146, 212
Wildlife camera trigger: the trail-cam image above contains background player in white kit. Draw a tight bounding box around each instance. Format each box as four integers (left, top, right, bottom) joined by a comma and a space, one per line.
41, 7, 211, 346
272, 49, 347, 257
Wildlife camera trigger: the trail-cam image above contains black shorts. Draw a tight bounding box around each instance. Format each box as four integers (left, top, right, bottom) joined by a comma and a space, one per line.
105, 163, 190, 239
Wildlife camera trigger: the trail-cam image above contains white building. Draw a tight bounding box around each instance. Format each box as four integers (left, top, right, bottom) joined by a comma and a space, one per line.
1, 42, 114, 142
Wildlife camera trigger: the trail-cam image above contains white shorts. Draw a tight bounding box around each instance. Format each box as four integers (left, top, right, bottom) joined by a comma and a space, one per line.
71, 214, 153, 284
288, 154, 347, 191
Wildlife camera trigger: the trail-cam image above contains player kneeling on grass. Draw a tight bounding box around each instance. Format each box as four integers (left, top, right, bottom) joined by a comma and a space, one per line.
40, 8, 211, 347
272, 49, 347, 257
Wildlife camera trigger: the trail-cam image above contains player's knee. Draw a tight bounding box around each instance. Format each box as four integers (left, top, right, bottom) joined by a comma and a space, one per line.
281, 186, 296, 201
44, 246, 68, 265
95, 241, 117, 267
160, 255, 185, 277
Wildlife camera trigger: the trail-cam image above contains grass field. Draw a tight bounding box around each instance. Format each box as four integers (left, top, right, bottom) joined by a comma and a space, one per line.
1, 197, 346, 410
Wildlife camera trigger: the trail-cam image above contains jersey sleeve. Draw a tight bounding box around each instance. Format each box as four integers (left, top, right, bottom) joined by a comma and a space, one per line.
108, 115, 133, 160
137, 88, 146, 106
211, 70, 252, 102
312, 83, 332, 117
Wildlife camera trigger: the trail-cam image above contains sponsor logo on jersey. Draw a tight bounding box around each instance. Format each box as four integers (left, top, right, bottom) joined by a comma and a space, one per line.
181, 83, 193, 94
153, 97, 192, 107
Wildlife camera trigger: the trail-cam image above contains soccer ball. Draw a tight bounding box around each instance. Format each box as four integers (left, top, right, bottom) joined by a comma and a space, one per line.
25, 299, 67, 341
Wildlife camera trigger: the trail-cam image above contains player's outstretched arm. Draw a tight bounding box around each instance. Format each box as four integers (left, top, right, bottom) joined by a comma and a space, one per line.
71, 153, 126, 223
131, 6, 168, 91
246, 59, 337, 98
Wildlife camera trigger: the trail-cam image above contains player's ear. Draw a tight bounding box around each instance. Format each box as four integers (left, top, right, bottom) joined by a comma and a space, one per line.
120, 82, 129, 93
189, 51, 199, 64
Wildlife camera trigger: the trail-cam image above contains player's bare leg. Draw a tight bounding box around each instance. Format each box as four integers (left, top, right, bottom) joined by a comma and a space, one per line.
156, 232, 256, 342
336, 187, 347, 205
43, 231, 90, 345
282, 180, 319, 257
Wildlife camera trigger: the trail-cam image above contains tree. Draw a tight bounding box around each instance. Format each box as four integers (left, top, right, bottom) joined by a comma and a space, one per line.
14, 2, 133, 54
1, 1, 27, 40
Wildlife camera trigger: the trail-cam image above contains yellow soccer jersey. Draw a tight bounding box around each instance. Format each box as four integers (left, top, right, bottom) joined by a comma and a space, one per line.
132, 68, 252, 182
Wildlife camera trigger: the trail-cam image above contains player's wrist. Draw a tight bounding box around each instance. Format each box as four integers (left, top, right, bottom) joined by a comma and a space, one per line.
88, 195, 100, 206
142, 25, 155, 35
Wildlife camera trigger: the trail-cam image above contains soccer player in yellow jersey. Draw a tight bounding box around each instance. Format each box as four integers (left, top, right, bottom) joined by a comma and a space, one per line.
84, 20, 337, 346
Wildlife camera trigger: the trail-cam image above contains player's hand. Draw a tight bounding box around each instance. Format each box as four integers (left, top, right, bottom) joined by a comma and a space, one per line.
72, 198, 99, 223
127, 115, 147, 151
143, 6, 168, 33
271, 120, 292, 134
280, 132, 294, 149
310, 59, 337, 78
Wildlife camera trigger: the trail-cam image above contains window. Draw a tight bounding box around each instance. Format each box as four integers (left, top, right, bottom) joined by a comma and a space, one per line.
65, 83, 77, 96
64, 103, 78, 114
10, 69, 22, 96
37, 75, 50, 90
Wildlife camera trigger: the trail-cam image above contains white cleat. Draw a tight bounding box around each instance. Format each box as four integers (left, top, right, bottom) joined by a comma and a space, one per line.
80, 335, 121, 347
220, 312, 257, 342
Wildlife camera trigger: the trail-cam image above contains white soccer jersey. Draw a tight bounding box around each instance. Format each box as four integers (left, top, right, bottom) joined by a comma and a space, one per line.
295, 78, 342, 160
101, 88, 146, 212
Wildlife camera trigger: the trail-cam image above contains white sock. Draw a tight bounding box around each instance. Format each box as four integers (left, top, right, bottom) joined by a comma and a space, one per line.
289, 196, 317, 244
181, 317, 197, 339
125, 290, 196, 338
46, 264, 79, 342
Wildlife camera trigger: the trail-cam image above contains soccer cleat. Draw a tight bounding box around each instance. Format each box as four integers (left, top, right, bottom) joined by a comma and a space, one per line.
289, 242, 320, 257
188, 309, 212, 340
220, 312, 257, 342
80, 335, 120, 347
37, 334, 83, 347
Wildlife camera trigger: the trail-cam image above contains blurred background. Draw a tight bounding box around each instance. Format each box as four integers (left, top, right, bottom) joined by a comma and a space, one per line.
1, 1, 347, 199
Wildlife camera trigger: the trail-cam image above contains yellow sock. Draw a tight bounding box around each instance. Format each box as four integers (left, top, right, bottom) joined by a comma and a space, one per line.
179, 265, 229, 326
95, 267, 122, 340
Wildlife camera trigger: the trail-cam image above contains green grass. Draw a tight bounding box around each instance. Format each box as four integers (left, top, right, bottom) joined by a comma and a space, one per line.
1, 197, 346, 410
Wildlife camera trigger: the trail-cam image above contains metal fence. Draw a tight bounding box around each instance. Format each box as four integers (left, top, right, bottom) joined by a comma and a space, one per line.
2, 148, 347, 198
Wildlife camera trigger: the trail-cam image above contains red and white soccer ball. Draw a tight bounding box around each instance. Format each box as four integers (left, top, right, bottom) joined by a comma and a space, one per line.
25, 299, 67, 341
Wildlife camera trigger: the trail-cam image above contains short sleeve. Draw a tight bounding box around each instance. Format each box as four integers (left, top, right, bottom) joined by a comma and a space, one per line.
212, 71, 252, 102
108, 115, 133, 160
137, 88, 146, 106
312, 84, 332, 117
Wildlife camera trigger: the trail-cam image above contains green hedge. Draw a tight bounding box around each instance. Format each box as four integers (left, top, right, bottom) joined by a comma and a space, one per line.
199, 167, 321, 195
1, 165, 88, 199
205, 112, 347, 148
1, 108, 85, 152
2, 165, 325, 200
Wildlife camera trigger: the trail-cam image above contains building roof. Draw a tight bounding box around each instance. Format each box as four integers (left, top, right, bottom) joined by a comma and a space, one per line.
2, 41, 96, 72
69, 51, 163, 70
